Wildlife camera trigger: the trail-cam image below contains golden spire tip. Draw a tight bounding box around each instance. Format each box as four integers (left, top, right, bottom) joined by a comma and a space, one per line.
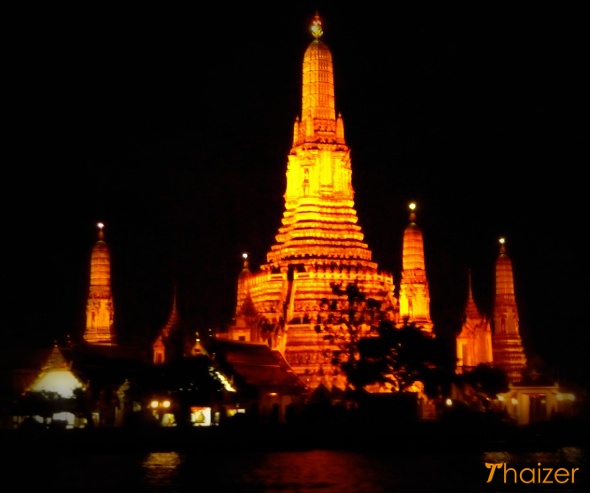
311, 12, 323, 39
408, 202, 417, 222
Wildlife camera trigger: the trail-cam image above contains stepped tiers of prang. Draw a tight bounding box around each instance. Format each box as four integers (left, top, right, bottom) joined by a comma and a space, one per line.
226, 15, 427, 390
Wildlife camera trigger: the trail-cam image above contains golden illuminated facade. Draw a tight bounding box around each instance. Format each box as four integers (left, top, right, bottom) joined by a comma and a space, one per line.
455, 271, 493, 371
83, 222, 116, 345
230, 15, 397, 389
492, 237, 527, 383
493, 238, 526, 383
398, 203, 433, 333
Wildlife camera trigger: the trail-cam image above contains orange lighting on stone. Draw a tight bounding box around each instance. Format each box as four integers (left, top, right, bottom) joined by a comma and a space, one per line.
84, 222, 115, 346
227, 14, 400, 390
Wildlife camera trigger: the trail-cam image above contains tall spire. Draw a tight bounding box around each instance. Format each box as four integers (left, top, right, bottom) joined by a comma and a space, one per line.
402, 202, 426, 271
235, 252, 252, 318
226, 14, 397, 389
84, 222, 116, 346
269, 12, 371, 268
492, 237, 526, 383
299, 12, 337, 136
153, 284, 181, 364
398, 202, 433, 334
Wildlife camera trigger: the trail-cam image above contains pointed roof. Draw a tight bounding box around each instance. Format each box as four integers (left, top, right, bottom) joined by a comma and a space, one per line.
42, 343, 70, 371
29, 345, 84, 398
464, 270, 481, 320
206, 339, 308, 395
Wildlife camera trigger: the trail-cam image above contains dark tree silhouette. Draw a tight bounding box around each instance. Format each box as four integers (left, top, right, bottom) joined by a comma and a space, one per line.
352, 320, 450, 397
318, 282, 452, 398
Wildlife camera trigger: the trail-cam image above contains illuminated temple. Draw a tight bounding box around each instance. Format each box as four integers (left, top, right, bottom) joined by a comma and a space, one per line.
491, 238, 527, 382
1, 14, 571, 433
455, 238, 527, 383
83, 222, 116, 346
398, 203, 433, 334
455, 271, 494, 371
218, 14, 529, 391
223, 15, 401, 389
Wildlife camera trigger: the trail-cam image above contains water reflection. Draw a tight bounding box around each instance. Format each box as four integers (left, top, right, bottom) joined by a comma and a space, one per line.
241, 450, 381, 492
142, 452, 182, 487
4, 445, 586, 492
137, 447, 586, 492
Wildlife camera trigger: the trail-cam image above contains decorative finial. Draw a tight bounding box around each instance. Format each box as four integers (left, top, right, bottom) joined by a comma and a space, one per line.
408, 202, 417, 223
499, 237, 506, 254
311, 12, 323, 39
242, 252, 249, 268
97, 222, 105, 240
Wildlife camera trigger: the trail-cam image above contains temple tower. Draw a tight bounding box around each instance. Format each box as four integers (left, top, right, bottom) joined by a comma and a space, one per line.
84, 222, 116, 345
455, 270, 493, 372
398, 202, 433, 334
492, 237, 527, 383
230, 14, 397, 389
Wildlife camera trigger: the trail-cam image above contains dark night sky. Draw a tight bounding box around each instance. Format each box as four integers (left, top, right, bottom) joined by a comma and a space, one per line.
5, 4, 587, 387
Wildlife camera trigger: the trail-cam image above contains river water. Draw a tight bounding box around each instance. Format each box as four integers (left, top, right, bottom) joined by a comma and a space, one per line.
3, 444, 586, 492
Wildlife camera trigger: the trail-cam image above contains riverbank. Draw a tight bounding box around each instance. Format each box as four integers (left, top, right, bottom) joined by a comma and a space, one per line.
1, 417, 587, 454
